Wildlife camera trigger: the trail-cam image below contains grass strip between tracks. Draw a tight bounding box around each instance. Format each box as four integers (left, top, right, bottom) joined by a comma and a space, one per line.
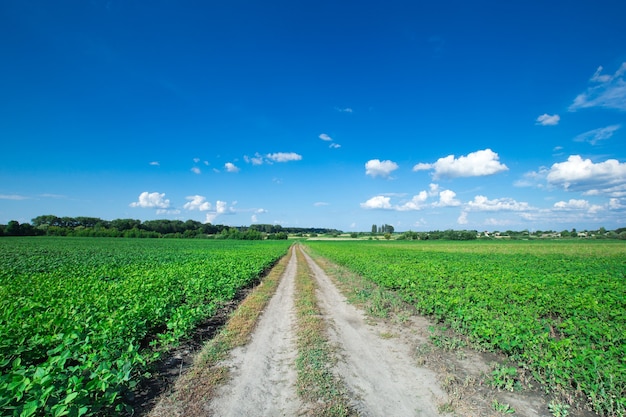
294, 246, 355, 417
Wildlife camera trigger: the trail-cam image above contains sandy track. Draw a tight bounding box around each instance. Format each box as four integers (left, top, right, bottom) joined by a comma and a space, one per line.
300, 248, 446, 416
208, 246, 301, 417
208, 245, 448, 416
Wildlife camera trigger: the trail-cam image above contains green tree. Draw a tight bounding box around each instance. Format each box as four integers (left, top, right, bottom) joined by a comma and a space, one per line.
6, 220, 21, 236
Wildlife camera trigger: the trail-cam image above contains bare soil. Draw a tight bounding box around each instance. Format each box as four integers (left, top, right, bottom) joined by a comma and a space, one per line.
139, 245, 595, 417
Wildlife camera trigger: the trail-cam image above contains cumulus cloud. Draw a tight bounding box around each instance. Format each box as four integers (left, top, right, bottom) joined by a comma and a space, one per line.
361, 185, 459, 211
413, 149, 508, 179
435, 189, 461, 207
329, 143, 341, 149
397, 191, 428, 211
360, 195, 392, 209
183, 195, 211, 211
204, 200, 234, 224
467, 195, 531, 211
225, 162, 240, 173
569, 62, 626, 111
130, 192, 170, 209
251, 214, 258, 223
553, 199, 591, 210
457, 211, 468, 225
319, 133, 332, 141
149, 161, 160, 166
546, 155, 626, 196
573, 125, 621, 145
365, 159, 399, 178
266, 152, 302, 163
536, 114, 560, 126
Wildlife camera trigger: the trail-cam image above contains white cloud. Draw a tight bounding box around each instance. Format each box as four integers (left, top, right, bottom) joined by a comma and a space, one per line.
397, 191, 428, 211
193, 158, 200, 163
203, 200, 235, 224
149, 161, 160, 166
329, 143, 341, 149
569, 62, 626, 111
467, 195, 531, 211
365, 159, 399, 178
573, 125, 621, 145
245, 152, 303, 165
266, 152, 303, 163
457, 211, 468, 225
319, 133, 332, 141
435, 189, 461, 207
552, 199, 603, 213
191, 167, 201, 174
183, 195, 211, 211
536, 114, 560, 126
130, 192, 170, 209
362, 186, 458, 212
546, 155, 626, 196
414, 149, 508, 179
225, 162, 240, 173
336, 107, 353, 113
314, 202, 329, 207
244, 153, 263, 165
412, 162, 432, 172
0, 194, 29, 200
360, 195, 392, 209
251, 214, 258, 223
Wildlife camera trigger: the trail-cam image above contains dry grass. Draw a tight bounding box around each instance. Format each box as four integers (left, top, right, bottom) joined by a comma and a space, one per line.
146, 248, 291, 417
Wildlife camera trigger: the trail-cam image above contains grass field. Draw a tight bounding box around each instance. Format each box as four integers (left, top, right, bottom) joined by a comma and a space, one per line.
0, 237, 291, 417
304, 239, 626, 416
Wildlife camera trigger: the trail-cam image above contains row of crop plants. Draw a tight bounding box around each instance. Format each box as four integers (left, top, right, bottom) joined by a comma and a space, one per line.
0, 237, 291, 416
304, 240, 626, 417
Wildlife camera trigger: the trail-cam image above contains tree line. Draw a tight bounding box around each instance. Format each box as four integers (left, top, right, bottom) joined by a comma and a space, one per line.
0, 215, 341, 239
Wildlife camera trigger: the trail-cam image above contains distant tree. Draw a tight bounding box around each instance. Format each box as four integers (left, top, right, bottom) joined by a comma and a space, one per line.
384, 232, 392, 240
6, 220, 21, 236
371, 224, 377, 234
111, 218, 141, 231
32, 215, 61, 227
350, 232, 358, 238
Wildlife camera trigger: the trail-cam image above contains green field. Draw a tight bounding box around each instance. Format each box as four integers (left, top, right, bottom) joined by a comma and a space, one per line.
305, 240, 626, 417
0, 237, 291, 416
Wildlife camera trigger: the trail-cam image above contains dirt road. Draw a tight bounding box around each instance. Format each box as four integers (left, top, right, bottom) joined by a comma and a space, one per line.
207, 245, 446, 416
208, 245, 302, 416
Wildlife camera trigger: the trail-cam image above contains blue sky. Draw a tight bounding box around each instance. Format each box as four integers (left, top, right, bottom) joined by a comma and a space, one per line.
1, 0, 625, 232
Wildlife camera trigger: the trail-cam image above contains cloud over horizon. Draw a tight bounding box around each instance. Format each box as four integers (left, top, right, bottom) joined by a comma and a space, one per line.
129, 192, 170, 209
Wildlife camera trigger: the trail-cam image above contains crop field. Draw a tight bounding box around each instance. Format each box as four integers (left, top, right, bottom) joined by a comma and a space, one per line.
304, 240, 626, 417
0, 237, 291, 417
